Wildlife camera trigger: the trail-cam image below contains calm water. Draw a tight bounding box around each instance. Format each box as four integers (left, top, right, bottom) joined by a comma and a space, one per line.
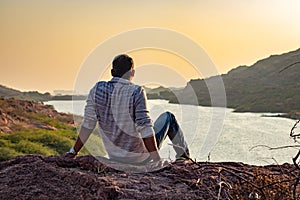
45, 100, 298, 165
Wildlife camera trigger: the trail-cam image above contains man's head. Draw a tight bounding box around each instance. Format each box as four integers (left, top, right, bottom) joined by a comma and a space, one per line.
111, 54, 135, 80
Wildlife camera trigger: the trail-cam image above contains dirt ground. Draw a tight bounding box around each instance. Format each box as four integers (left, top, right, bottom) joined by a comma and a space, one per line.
1, 155, 300, 200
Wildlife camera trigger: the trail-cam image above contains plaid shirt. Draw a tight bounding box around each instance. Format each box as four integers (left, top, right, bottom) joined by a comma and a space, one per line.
82, 77, 154, 163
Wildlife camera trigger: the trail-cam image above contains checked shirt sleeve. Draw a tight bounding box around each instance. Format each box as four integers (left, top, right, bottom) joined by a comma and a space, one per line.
134, 87, 155, 138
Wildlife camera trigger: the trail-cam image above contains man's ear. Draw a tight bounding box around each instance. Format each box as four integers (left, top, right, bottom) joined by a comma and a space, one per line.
131, 69, 135, 77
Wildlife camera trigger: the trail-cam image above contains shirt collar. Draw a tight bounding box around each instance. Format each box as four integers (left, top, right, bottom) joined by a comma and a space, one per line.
110, 77, 133, 85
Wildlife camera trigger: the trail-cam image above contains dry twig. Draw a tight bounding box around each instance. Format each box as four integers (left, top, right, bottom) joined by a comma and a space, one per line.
250, 144, 300, 151
290, 120, 300, 141
289, 120, 300, 199
279, 61, 300, 73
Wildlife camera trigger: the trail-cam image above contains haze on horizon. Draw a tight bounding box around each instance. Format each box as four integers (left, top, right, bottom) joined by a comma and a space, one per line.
1, 0, 300, 93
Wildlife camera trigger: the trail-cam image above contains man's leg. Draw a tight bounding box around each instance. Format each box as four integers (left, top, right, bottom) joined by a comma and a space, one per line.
153, 111, 190, 159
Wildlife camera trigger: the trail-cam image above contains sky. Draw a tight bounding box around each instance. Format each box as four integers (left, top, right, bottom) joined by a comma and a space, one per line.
1, 0, 300, 93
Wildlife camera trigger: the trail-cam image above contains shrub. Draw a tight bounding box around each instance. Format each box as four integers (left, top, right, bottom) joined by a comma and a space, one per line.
0, 129, 76, 160
14, 140, 55, 155
29, 132, 73, 154
0, 147, 19, 161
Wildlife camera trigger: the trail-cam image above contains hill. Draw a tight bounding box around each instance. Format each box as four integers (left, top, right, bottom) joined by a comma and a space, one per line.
0, 98, 105, 161
169, 48, 300, 113
0, 97, 74, 133
144, 86, 180, 100
0, 84, 87, 101
0, 97, 77, 161
0, 84, 51, 101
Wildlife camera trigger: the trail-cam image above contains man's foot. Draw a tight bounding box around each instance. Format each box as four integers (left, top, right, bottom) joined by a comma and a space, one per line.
175, 153, 190, 161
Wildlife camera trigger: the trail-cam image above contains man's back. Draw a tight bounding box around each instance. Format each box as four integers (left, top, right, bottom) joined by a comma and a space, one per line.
93, 77, 152, 163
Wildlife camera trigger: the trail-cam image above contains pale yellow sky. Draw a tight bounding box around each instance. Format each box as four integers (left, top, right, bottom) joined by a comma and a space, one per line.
0, 0, 300, 93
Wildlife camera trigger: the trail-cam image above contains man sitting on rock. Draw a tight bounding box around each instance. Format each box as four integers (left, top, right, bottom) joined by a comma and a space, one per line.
65, 54, 190, 165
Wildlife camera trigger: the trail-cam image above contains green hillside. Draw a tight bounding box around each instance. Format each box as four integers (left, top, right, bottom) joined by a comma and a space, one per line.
169, 48, 300, 113
0, 98, 105, 161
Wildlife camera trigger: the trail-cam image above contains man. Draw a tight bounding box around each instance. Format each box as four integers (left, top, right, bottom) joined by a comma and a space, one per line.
65, 54, 190, 164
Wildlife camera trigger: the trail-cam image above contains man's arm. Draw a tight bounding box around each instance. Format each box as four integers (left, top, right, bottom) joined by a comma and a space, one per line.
64, 84, 98, 158
74, 126, 93, 154
143, 135, 161, 162
63, 126, 93, 158
134, 87, 161, 162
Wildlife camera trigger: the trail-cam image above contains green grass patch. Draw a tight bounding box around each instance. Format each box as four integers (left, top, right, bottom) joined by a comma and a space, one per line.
0, 147, 19, 162
0, 127, 106, 161
14, 140, 56, 155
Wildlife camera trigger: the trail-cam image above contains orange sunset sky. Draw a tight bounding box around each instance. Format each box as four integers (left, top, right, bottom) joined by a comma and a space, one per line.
1, 0, 300, 93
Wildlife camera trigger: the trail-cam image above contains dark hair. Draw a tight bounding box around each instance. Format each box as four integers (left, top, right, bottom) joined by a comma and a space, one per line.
111, 54, 133, 78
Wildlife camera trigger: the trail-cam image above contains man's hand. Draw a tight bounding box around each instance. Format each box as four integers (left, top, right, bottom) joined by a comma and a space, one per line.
61, 152, 77, 159
61, 126, 93, 159
147, 159, 169, 169
143, 135, 161, 161
61, 147, 77, 159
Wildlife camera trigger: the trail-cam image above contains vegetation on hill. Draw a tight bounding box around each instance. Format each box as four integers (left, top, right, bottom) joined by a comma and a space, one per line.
0, 98, 105, 161
168, 48, 300, 114
0, 85, 51, 101
0, 85, 87, 101
51, 95, 87, 100
143, 86, 181, 100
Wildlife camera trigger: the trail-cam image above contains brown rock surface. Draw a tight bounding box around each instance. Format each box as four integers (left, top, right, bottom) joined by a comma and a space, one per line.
0, 155, 299, 199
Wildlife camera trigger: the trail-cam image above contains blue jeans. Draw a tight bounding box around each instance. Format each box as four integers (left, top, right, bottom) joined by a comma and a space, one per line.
154, 112, 189, 158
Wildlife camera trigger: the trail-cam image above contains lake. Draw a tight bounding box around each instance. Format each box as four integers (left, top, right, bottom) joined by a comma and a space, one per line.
45, 100, 298, 165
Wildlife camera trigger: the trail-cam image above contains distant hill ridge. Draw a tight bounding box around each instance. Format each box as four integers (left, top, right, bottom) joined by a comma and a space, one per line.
170, 48, 300, 113
1, 48, 299, 113
0, 84, 51, 101
0, 85, 86, 101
